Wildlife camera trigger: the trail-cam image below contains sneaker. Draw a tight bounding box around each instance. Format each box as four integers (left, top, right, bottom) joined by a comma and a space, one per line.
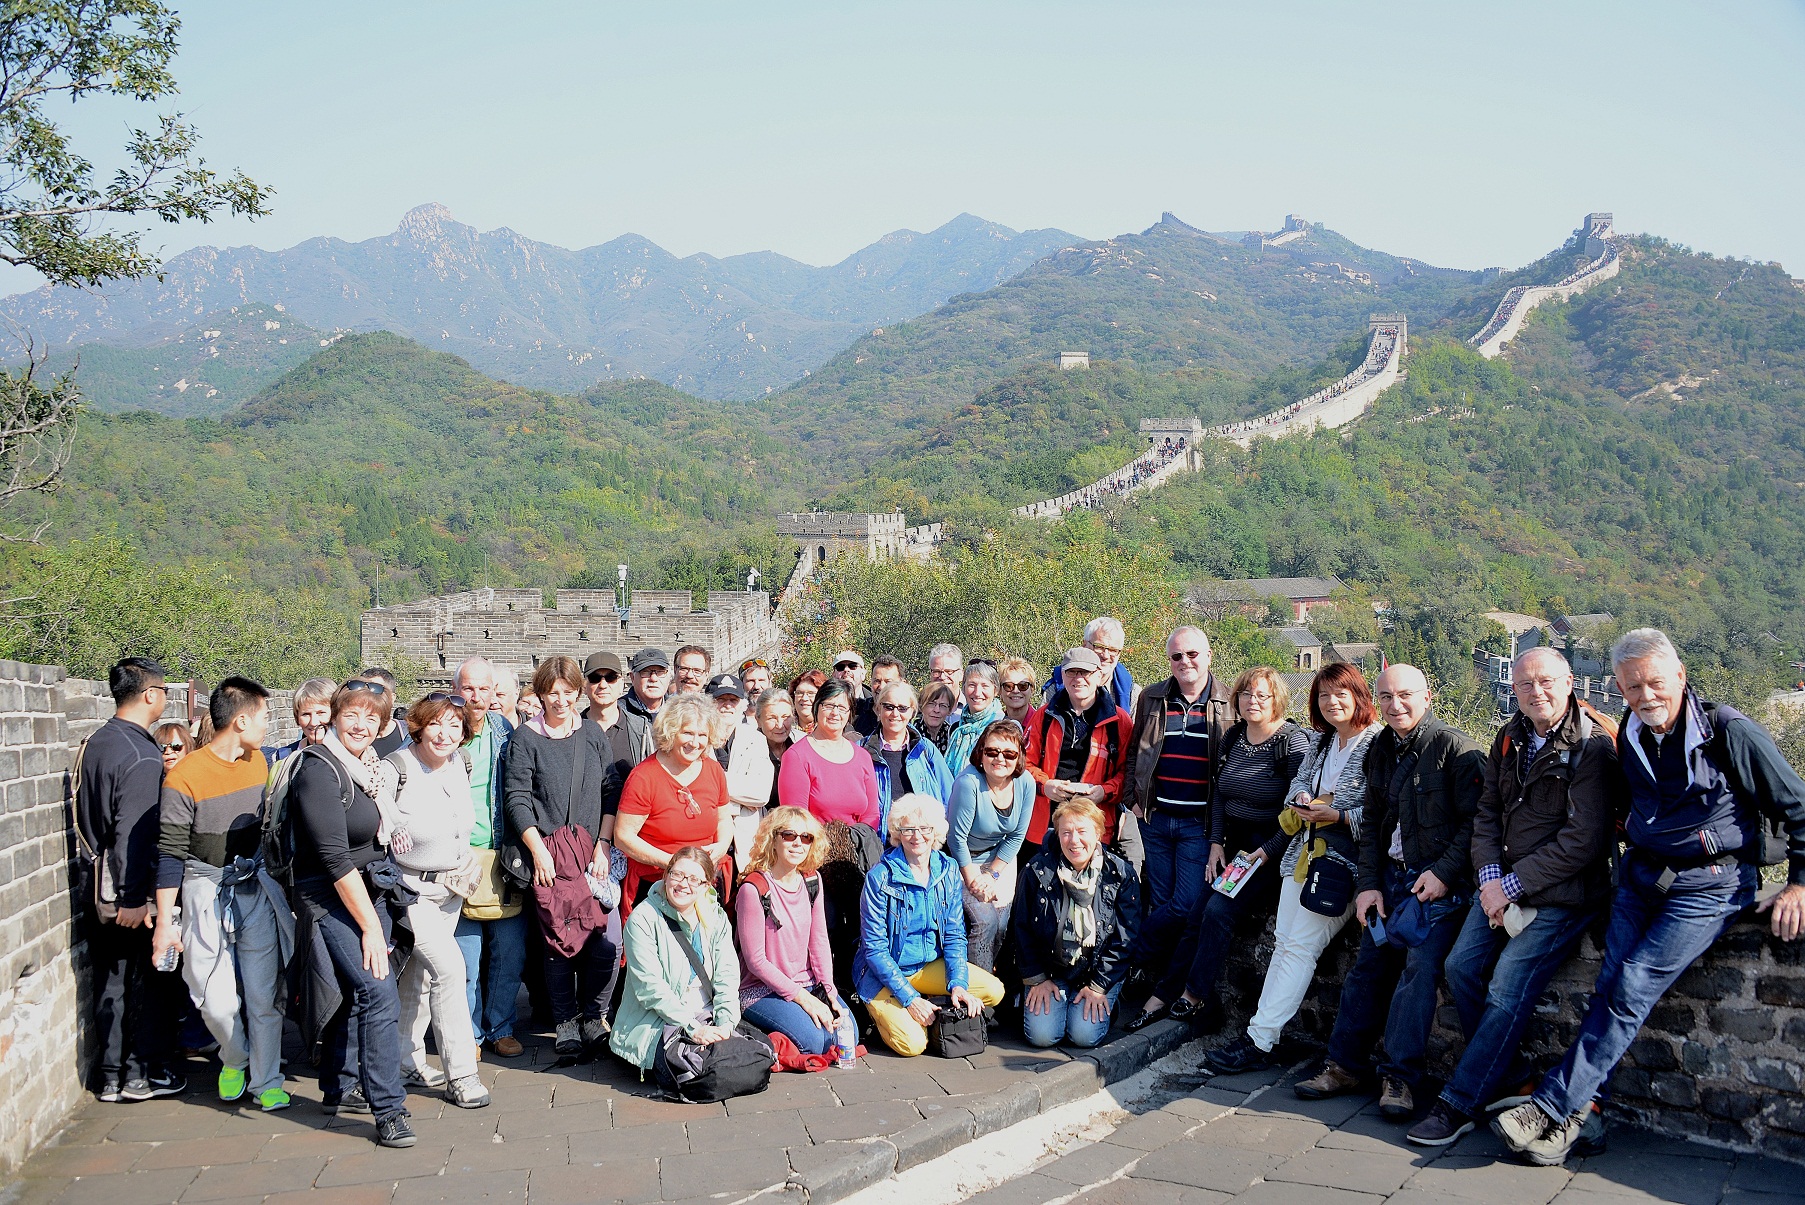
217, 1065, 248, 1102
553, 1019, 583, 1064
488, 1035, 524, 1058
375, 1112, 418, 1149
96, 1075, 124, 1103
1521, 1109, 1589, 1167
1295, 1061, 1362, 1100
259, 1088, 291, 1112
146, 1068, 187, 1099
401, 1064, 447, 1091
1573, 1103, 1607, 1156
1492, 1101, 1556, 1153
1379, 1076, 1415, 1120
581, 1015, 611, 1053
1485, 1079, 1537, 1113
119, 1076, 155, 1102
446, 1073, 491, 1109
1205, 1035, 1280, 1076
323, 1085, 372, 1115
1407, 1101, 1474, 1146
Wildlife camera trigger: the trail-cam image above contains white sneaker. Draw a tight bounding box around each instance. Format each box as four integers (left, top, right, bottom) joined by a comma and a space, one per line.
446, 1073, 491, 1109
401, 1064, 447, 1090
1492, 1102, 1555, 1152
1521, 1110, 1589, 1167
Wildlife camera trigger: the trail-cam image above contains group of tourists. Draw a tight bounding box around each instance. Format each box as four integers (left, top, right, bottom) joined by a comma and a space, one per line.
75, 618, 1805, 1166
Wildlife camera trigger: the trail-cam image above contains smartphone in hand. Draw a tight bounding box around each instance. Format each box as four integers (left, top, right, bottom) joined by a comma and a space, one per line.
1367, 909, 1388, 945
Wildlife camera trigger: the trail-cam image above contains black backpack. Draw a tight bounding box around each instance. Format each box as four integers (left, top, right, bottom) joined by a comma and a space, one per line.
262, 746, 347, 885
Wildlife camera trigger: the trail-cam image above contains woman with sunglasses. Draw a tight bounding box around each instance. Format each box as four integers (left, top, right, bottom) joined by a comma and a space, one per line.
616, 694, 735, 922
734, 808, 845, 1054
611, 847, 742, 1073
860, 681, 955, 839
998, 659, 1040, 727
788, 670, 826, 736
947, 719, 1034, 970
502, 657, 620, 1064
153, 721, 191, 772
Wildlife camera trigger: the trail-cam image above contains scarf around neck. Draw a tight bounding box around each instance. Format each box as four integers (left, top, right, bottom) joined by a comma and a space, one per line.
1054, 855, 1102, 968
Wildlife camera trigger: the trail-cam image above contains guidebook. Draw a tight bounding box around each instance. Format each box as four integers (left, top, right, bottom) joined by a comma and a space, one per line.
1211, 852, 1261, 898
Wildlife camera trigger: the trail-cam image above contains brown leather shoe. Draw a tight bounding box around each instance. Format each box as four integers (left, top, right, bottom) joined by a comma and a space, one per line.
1295, 1061, 1361, 1100
489, 1036, 524, 1059
1379, 1075, 1415, 1119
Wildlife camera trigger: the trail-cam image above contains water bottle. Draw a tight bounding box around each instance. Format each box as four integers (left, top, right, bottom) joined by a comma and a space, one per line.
834, 1010, 858, 1069
154, 904, 181, 973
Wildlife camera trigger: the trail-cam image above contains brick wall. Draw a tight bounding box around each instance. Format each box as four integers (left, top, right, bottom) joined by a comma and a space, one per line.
1216, 893, 1805, 1160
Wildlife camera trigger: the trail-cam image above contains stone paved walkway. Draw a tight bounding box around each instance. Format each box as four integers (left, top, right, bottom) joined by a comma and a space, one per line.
959, 1063, 1805, 1205
5, 1021, 1084, 1205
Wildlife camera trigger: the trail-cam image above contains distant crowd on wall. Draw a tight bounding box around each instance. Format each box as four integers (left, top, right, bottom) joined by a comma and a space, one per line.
73, 619, 1805, 1162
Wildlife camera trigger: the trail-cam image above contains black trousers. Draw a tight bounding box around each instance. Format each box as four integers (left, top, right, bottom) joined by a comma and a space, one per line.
90, 915, 183, 1083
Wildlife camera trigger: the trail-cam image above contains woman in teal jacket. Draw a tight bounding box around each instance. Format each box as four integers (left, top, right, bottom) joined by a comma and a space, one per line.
861, 681, 956, 840
611, 847, 742, 1072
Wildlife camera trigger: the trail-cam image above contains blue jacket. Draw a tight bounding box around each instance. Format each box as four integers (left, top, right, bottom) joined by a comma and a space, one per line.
853, 847, 968, 1005
946, 767, 1033, 868
862, 729, 956, 839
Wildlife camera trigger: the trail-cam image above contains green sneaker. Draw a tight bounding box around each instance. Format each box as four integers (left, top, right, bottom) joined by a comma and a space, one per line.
217, 1066, 247, 1102
258, 1088, 291, 1112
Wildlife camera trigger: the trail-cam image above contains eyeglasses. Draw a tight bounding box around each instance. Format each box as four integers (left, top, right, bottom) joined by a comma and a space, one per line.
586, 671, 620, 685
980, 747, 1020, 762
1237, 690, 1274, 703
677, 785, 701, 819
666, 870, 705, 889
1170, 650, 1204, 661
879, 701, 913, 713
815, 702, 851, 715
898, 825, 936, 838
421, 692, 468, 707
1086, 643, 1123, 657
1001, 681, 1034, 692
776, 829, 816, 846
160, 742, 187, 753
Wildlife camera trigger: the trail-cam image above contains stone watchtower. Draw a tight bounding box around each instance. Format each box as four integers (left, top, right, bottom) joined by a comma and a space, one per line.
1138, 417, 1206, 471
773, 511, 907, 566
1584, 212, 1615, 259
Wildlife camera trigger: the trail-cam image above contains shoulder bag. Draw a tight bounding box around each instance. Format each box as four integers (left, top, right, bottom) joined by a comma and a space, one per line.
653, 912, 774, 1102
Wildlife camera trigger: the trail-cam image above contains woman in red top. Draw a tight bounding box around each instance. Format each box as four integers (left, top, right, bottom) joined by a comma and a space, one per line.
614, 694, 734, 918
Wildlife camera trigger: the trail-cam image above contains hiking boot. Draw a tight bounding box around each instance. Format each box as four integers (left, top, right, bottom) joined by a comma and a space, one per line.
1485, 1078, 1537, 1113
1295, 1061, 1362, 1100
1205, 1035, 1279, 1076
1407, 1101, 1474, 1146
1493, 1101, 1556, 1152
446, 1074, 491, 1109
146, 1068, 187, 1099
375, 1112, 418, 1149
217, 1065, 248, 1102
1379, 1076, 1415, 1119
1573, 1103, 1607, 1156
553, 1019, 583, 1064
323, 1085, 372, 1115
488, 1035, 524, 1058
1521, 1109, 1590, 1166
259, 1088, 291, 1112
96, 1075, 124, 1103
402, 1063, 447, 1091
581, 1015, 611, 1053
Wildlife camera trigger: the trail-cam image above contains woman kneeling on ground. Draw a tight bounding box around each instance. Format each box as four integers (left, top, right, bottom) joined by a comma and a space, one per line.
853, 793, 1005, 1057
1012, 798, 1141, 1048
735, 807, 847, 1054
611, 847, 742, 1073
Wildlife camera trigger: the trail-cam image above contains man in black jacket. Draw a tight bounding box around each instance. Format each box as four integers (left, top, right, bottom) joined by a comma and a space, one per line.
77, 657, 187, 1102
1407, 648, 1620, 1145
1296, 663, 1484, 1118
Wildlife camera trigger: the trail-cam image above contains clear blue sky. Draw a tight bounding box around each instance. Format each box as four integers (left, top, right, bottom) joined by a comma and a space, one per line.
16, 0, 1805, 289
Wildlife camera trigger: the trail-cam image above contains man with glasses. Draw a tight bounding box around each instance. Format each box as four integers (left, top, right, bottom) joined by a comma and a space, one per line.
585, 651, 652, 771
673, 645, 712, 696
359, 667, 408, 756
626, 648, 672, 723
1298, 664, 1483, 1122
1044, 618, 1138, 713
1024, 648, 1132, 856
928, 644, 964, 691
449, 658, 528, 1059
1122, 626, 1235, 986
833, 649, 880, 737
80, 657, 188, 1103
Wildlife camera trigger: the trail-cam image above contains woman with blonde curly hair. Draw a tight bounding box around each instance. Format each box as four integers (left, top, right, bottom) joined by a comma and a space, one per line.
615, 694, 735, 918
734, 807, 846, 1054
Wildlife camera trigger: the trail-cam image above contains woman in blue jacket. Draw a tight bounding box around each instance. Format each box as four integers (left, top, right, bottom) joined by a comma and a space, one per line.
861, 682, 956, 839
946, 719, 1034, 970
853, 794, 1005, 1056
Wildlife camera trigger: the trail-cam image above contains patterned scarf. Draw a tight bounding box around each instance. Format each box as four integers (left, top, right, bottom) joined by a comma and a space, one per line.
1054, 855, 1102, 967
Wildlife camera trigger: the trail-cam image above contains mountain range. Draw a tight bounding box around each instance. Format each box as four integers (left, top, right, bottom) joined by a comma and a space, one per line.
2, 206, 1077, 406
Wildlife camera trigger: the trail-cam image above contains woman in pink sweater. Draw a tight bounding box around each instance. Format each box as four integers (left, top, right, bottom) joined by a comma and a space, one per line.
736, 808, 845, 1055
777, 680, 881, 828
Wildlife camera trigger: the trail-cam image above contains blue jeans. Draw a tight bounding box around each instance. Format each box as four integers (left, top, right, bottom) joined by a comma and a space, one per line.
1023, 981, 1123, 1049
454, 910, 529, 1042
744, 993, 837, 1056
1439, 900, 1594, 1117
316, 898, 406, 1120
1325, 863, 1468, 1089
1163, 816, 1281, 1002
1534, 876, 1749, 1121
1133, 810, 1211, 965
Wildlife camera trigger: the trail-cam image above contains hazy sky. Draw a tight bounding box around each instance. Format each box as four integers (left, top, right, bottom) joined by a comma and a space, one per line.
13, 0, 1805, 292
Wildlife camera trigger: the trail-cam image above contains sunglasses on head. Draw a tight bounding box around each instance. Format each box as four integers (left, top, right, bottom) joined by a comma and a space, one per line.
586, 670, 620, 684
776, 829, 816, 845
420, 692, 468, 707
741, 659, 769, 671
967, 657, 998, 668
344, 680, 388, 697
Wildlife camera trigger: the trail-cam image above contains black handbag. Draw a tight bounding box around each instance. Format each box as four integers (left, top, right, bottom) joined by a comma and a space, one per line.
924, 996, 988, 1059
1299, 852, 1356, 917
652, 913, 774, 1102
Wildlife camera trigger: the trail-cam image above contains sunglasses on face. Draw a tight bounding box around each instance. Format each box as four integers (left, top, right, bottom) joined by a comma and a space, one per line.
1001, 681, 1033, 692
586, 671, 620, 685
160, 742, 187, 753
834, 661, 860, 672
981, 747, 1020, 762
776, 829, 816, 845
879, 702, 913, 713
1170, 650, 1203, 661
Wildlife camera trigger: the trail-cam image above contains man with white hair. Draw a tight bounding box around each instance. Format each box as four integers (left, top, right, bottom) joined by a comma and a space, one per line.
1496, 628, 1805, 1166
927, 644, 964, 691
1045, 618, 1143, 863
1408, 647, 1621, 1147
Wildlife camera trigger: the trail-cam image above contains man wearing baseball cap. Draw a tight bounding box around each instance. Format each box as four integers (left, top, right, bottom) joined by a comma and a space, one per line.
1022, 647, 1133, 853
706, 674, 748, 767
833, 649, 879, 737
584, 651, 651, 774
624, 648, 671, 728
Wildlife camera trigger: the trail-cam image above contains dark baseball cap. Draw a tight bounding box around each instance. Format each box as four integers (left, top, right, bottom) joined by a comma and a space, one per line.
706, 674, 747, 700
583, 651, 623, 677
629, 648, 672, 672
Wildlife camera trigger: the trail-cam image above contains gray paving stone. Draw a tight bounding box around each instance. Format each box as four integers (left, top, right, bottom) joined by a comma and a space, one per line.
890, 1109, 977, 1171
569, 1123, 690, 1164
450, 1135, 573, 1173
929, 1064, 1040, 1097
790, 1139, 896, 1204
1070, 1180, 1231, 1205
1240, 1086, 1376, 1128
721, 1077, 841, 1115
798, 1100, 923, 1142
316, 1143, 453, 1186
610, 1093, 724, 1129
1131, 1143, 1282, 1193
660, 1145, 791, 1199
685, 1109, 809, 1154
1181, 1111, 1328, 1155
1403, 1154, 1573, 1205
1327, 1108, 1425, 1154
1106, 1110, 1205, 1151
1162, 1089, 1242, 1121
181, 1154, 329, 1200
495, 1100, 617, 1140
826, 1069, 947, 1106
784, 1138, 875, 1174
1037, 1140, 1142, 1186
1268, 1147, 1424, 1196
962, 1171, 1076, 1205
1729, 1155, 1805, 1197
1230, 1184, 1386, 1205
528, 1158, 663, 1205
1198, 1063, 1289, 1094
54, 1168, 202, 1205
1564, 1151, 1734, 1205
390, 1169, 528, 1203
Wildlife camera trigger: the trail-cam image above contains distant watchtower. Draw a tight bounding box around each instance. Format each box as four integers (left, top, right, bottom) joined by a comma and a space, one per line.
1584, 213, 1615, 259
1058, 351, 1090, 371
1139, 417, 1206, 471
774, 511, 907, 565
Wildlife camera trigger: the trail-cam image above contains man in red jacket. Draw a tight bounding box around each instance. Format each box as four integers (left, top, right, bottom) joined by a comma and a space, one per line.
1024, 648, 1131, 852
